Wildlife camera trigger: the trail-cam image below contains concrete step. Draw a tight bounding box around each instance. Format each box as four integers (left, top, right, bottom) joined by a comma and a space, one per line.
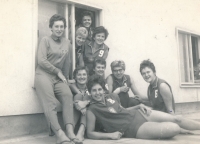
1, 131, 200, 144
1, 112, 200, 144
1, 102, 200, 140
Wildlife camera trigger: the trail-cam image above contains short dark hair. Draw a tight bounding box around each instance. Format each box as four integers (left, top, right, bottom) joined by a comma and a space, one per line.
49, 14, 66, 29
92, 26, 109, 40
93, 59, 106, 69
140, 59, 156, 74
81, 11, 94, 22
73, 66, 89, 79
87, 75, 106, 92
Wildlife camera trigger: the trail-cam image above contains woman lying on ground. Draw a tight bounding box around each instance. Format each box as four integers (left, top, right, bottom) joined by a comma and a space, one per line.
86, 75, 200, 140
140, 59, 175, 114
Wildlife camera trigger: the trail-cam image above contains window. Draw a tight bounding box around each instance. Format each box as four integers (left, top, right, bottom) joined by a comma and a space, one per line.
177, 28, 200, 87
37, 0, 103, 80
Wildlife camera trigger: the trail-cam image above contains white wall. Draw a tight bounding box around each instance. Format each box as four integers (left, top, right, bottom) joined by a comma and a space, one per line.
0, 0, 200, 116
0, 0, 42, 116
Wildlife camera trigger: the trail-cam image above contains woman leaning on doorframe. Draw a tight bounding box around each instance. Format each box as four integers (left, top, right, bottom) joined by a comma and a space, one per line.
35, 14, 82, 144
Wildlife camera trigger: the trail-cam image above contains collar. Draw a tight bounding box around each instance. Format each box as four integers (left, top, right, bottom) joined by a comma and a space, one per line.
76, 84, 89, 95
90, 94, 107, 105
88, 41, 105, 52
51, 34, 61, 42
151, 77, 158, 88
114, 75, 127, 85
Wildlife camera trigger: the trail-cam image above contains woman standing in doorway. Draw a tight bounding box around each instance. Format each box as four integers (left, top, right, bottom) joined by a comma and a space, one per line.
77, 11, 94, 41
35, 14, 82, 144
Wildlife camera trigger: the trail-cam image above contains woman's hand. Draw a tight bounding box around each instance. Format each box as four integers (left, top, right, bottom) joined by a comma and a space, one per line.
120, 86, 129, 92
139, 104, 151, 116
134, 95, 143, 103
75, 100, 89, 111
68, 79, 76, 84
110, 131, 122, 140
80, 108, 87, 115
57, 71, 67, 83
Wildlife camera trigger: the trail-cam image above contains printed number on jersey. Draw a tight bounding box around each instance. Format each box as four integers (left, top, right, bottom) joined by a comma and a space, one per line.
107, 98, 115, 104
99, 50, 104, 57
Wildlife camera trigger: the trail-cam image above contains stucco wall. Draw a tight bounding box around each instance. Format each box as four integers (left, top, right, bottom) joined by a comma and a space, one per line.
0, 0, 200, 116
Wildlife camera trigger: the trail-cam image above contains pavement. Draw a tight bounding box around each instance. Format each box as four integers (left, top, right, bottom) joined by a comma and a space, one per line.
0, 112, 200, 144
0, 132, 200, 144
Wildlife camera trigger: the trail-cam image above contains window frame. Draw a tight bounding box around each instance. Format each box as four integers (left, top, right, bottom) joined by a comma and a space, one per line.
33, 0, 104, 86
176, 27, 200, 87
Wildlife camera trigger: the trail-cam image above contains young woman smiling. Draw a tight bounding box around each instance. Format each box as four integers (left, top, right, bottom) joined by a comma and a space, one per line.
106, 60, 144, 108
72, 67, 91, 143
75, 27, 88, 67
80, 26, 109, 76
140, 60, 175, 114
86, 75, 200, 140
77, 11, 94, 41
35, 14, 81, 144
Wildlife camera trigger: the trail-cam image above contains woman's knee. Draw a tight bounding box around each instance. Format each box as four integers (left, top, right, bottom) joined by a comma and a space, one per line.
174, 115, 182, 124
60, 90, 73, 102
162, 122, 180, 138
136, 122, 180, 139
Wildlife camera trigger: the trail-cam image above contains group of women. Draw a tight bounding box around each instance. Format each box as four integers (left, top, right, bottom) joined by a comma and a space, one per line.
35, 12, 200, 144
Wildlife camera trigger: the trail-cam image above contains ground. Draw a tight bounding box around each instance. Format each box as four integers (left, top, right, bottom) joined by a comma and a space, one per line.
0, 132, 200, 144
0, 112, 200, 144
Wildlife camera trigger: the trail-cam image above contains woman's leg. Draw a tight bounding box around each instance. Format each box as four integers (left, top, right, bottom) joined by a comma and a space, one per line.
143, 110, 200, 130
76, 115, 86, 141
136, 122, 180, 139
128, 97, 141, 107
54, 82, 75, 138
73, 108, 81, 127
35, 75, 70, 143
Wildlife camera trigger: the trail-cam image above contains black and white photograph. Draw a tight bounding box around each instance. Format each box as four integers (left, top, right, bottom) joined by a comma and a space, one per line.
0, 0, 200, 144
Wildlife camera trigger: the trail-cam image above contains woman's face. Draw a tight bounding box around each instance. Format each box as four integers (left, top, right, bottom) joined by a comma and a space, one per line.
93, 63, 105, 76
90, 84, 104, 102
112, 66, 125, 80
75, 35, 86, 46
141, 67, 156, 84
93, 33, 105, 45
51, 21, 65, 38
82, 16, 92, 28
75, 69, 88, 85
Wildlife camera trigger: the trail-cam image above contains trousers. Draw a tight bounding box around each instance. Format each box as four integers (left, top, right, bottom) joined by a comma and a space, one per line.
35, 71, 73, 135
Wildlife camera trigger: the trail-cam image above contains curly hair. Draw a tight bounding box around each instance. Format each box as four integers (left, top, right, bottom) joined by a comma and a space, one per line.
92, 26, 109, 40
140, 59, 156, 74
49, 14, 66, 29
87, 75, 106, 92
110, 60, 125, 71
73, 66, 89, 79
81, 11, 94, 22
76, 27, 88, 38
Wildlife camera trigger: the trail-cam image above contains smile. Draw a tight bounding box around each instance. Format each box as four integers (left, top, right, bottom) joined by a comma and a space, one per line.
78, 78, 86, 82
